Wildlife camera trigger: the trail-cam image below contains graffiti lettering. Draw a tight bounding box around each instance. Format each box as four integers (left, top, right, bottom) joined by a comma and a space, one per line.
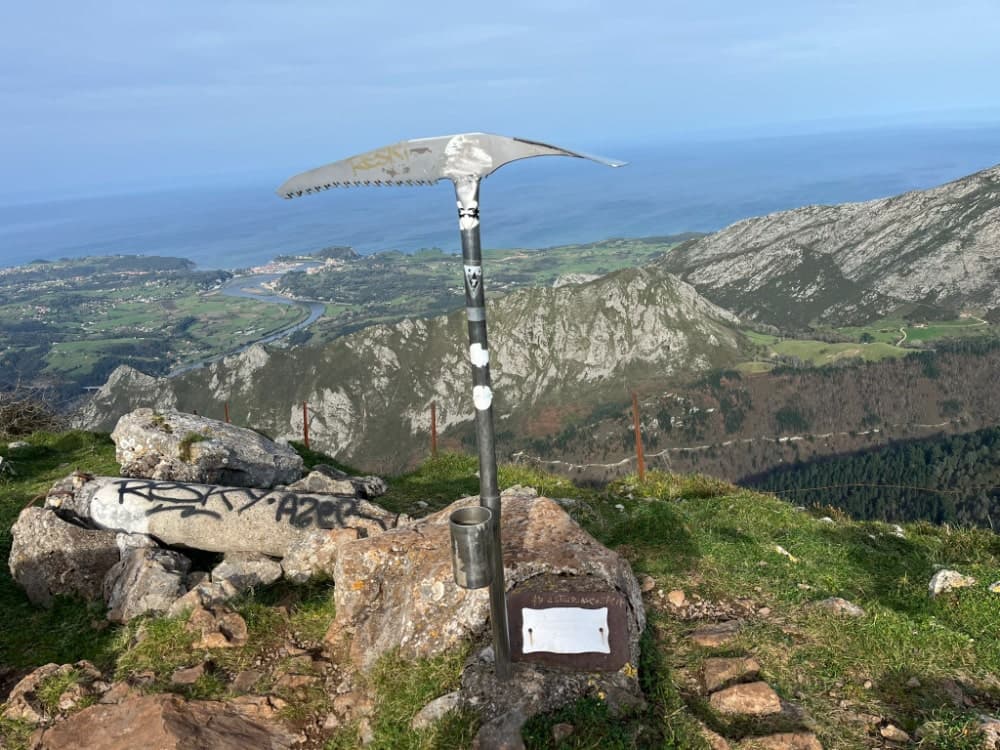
109, 479, 389, 531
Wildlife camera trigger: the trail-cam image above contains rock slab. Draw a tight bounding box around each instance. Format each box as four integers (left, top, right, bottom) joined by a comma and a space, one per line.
703, 656, 761, 692
709, 682, 783, 717
691, 620, 742, 648
112, 408, 303, 488
46, 474, 400, 558
9, 508, 119, 607
29, 693, 295, 749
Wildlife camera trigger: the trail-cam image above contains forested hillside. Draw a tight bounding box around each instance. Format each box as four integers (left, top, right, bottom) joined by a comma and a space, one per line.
745, 425, 1000, 528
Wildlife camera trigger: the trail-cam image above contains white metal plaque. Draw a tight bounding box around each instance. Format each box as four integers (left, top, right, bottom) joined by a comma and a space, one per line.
521, 606, 610, 654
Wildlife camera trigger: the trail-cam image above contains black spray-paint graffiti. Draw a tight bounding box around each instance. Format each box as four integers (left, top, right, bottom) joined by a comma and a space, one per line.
111, 479, 388, 530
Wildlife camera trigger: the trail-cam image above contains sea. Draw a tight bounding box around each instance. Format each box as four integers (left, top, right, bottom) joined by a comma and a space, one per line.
2, 125, 1000, 271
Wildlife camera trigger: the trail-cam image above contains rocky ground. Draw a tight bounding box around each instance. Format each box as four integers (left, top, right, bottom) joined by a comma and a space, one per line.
2, 423, 1000, 748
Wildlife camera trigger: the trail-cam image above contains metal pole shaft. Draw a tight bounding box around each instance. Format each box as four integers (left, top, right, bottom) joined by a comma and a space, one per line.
454, 177, 511, 680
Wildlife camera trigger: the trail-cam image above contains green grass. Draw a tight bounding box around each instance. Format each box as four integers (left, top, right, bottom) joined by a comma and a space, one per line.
4, 434, 1000, 748
326, 648, 477, 749
770, 339, 909, 365
0, 432, 121, 669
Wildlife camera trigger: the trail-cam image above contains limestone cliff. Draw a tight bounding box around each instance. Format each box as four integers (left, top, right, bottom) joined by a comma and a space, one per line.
659, 163, 1000, 327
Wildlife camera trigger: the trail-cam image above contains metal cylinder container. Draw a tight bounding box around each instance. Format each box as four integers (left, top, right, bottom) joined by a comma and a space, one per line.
449, 505, 494, 590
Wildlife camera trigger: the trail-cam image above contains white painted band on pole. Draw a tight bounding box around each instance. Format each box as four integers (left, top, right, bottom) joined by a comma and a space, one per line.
469, 343, 490, 368
473, 385, 493, 411
466, 307, 485, 321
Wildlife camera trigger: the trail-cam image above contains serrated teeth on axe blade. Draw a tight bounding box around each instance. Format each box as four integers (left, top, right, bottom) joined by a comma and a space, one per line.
276, 132, 626, 199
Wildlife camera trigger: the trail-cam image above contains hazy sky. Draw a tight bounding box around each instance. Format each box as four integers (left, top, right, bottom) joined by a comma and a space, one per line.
4, 0, 1000, 197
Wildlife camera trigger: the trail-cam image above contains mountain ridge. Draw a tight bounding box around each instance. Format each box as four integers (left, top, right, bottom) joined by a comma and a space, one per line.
659, 163, 1000, 327
79, 266, 749, 472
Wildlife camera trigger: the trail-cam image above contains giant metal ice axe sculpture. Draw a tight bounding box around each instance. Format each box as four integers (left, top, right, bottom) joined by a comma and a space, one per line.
277, 133, 624, 679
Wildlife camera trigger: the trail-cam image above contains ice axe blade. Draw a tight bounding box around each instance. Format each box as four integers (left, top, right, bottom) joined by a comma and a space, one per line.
276, 132, 626, 198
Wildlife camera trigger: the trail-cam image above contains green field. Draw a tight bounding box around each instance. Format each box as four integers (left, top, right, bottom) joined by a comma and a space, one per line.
770, 339, 910, 366
281, 237, 696, 342
835, 315, 993, 346
740, 328, 912, 368
0, 256, 306, 393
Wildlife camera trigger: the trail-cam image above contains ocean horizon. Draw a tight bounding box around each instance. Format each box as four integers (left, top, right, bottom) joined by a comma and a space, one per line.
3, 124, 1000, 271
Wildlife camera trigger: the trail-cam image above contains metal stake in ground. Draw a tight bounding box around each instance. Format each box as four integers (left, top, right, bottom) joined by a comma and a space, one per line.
277, 133, 625, 679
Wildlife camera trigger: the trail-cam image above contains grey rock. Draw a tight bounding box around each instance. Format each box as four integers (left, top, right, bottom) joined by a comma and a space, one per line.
351, 475, 389, 499
473, 708, 527, 750
7, 440, 30, 450
812, 597, 866, 618
115, 532, 156, 554
167, 579, 240, 618
280, 528, 359, 584
211, 553, 282, 592
111, 408, 303, 488
411, 691, 462, 730
288, 465, 389, 500
929, 569, 977, 597
9, 507, 119, 607
103, 547, 191, 623
879, 724, 911, 742
185, 570, 210, 589
46, 474, 400, 558
286, 470, 354, 496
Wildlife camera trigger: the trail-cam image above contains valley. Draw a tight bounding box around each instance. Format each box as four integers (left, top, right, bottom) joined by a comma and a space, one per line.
7, 163, 1000, 529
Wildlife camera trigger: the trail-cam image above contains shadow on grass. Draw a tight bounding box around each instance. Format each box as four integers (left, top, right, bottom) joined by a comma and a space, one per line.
594, 500, 701, 577
873, 666, 1000, 737
819, 525, 938, 616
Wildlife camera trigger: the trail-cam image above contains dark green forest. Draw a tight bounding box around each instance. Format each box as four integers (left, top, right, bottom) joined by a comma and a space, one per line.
744, 426, 1000, 528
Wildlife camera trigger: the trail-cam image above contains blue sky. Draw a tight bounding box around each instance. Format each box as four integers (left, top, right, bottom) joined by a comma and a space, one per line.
3, 0, 1000, 197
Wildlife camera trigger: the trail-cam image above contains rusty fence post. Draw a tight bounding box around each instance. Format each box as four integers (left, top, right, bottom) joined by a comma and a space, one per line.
431, 401, 438, 457
224, 402, 231, 424
302, 401, 310, 450
632, 391, 646, 481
